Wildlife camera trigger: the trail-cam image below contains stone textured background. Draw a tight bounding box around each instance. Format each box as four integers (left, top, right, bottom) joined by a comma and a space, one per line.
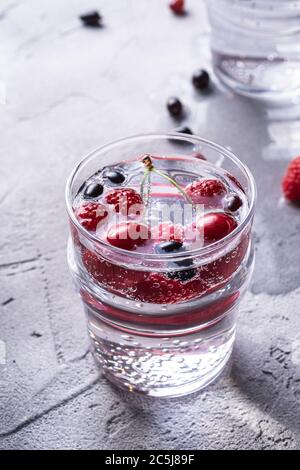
1, 0, 300, 450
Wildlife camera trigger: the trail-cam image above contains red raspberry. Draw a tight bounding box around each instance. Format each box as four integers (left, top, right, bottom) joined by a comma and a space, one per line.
197, 212, 237, 243
75, 202, 108, 231
133, 273, 182, 304
82, 249, 146, 290
169, 0, 185, 15
152, 222, 184, 243
106, 222, 150, 250
282, 155, 300, 202
105, 188, 143, 215
185, 179, 227, 205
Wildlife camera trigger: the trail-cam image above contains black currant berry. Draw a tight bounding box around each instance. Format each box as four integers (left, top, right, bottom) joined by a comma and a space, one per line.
84, 183, 104, 198
225, 194, 243, 212
192, 69, 210, 91
174, 126, 193, 135
167, 97, 183, 117
80, 11, 102, 27
155, 241, 183, 253
167, 267, 197, 282
105, 170, 126, 184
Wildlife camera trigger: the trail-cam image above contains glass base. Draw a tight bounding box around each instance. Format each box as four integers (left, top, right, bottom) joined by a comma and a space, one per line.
86, 304, 236, 398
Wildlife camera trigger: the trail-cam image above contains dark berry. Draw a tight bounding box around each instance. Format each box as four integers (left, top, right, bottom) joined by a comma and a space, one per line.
225, 194, 243, 212
167, 97, 183, 117
80, 11, 102, 27
156, 240, 183, 253
167, 267, 197, 282
105, 170, 125, 184
192, 69, 210, 91
174, 126, 193, 135
84, 183, 104, 198
174, 257, 193, 268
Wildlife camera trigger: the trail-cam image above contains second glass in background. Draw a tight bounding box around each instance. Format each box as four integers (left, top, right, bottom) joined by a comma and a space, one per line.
206, 0, 300, 104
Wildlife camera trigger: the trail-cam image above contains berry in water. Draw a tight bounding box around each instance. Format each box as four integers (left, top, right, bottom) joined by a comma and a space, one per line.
167, 267, 197, 282
186, 178, 227, 205
133, 273, 182, 304
282, 155, 300, 202
105, 188, 143, 215
167, 97, 183, 117
152, 222, 184, 243
82, 249, 145, 289
75, 202, 108, 231
192, 69, 210, 91
105, 169, 126, 184
169, 0, 185, 15
197, 212, 237, 243
106, 222, 150, 250
84, 182, 104, 198
225, 194, 243, 212
80, 11, 102, 27
155, 240, 183, 253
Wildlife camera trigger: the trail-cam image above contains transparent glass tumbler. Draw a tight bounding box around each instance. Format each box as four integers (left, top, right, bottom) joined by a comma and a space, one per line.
66, 134, 256, 397
206, 0, 300, 104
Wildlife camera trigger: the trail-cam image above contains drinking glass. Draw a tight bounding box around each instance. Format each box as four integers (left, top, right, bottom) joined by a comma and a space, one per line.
66, 134, 256, 397
206, 0, 300, 104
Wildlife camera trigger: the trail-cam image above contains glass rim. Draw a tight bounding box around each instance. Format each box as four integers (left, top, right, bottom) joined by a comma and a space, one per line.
65, 132, 257, 261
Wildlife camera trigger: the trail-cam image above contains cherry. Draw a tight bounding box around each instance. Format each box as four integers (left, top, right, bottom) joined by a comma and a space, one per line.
106, 222, 150, 250
197, 212, 237, 244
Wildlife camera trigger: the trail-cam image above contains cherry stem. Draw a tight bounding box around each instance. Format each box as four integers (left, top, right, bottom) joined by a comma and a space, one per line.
140, 154, 192, 204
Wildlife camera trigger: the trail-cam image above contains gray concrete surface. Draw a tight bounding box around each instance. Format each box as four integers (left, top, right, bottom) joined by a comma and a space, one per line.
1, 0, 300, 450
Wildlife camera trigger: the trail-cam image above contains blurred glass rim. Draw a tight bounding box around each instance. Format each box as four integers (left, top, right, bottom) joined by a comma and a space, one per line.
65, 132, 257, 261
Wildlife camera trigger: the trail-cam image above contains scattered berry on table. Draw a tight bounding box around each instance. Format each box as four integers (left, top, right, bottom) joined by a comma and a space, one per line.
80, 11, 102, 27
186, 178, 227, 205
282, 155, 300, 202
225, 194, 243, 212
84, 182, 104, 198
197, 212, 237, 243
192, 69, 210, 91
169, 0, 185, 16
105, 188, 143, 215
75, 202, 108, 231
174, 126, 193, 135
167, 97, 183, 117
105, 169, 126, 184
106, 222, 150, 250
